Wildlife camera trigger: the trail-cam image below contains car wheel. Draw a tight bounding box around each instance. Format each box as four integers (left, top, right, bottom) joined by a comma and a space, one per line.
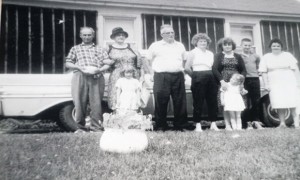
58, 101, 112, 132
260, 96, 293, 127
58, 103, 78, 132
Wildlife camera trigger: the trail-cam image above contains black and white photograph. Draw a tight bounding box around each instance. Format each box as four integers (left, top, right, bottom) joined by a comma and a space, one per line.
1, 0, 300, 179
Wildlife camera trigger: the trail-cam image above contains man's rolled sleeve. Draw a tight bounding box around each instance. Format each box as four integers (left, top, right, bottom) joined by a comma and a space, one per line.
97, 50, 110, 66
101, 50, 109, 61
66, 47, 77, 64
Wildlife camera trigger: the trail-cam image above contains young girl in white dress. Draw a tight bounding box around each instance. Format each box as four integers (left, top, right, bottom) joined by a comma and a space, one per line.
115, 66, 141, 114
103, 65, 152, 130
221, 73, 247, 130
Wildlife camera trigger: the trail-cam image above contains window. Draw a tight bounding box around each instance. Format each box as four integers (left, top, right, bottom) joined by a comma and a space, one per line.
102, 16, 137, 50
230, 24, 255, 54
260, 20, 300, 62
0, 4, 97, 74
142, 14, 225, 53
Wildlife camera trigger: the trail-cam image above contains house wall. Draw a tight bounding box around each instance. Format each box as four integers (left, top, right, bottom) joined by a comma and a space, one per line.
4, 1, 300, 53
2, 0, 300, 73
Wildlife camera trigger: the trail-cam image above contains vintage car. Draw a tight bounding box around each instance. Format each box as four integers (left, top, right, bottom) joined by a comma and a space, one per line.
0, 72, 294, 131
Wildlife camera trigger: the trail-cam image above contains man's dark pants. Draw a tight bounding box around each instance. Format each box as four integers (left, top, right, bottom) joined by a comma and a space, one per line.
243, 77, 261, 125
153, 72, 188, 129
71, 72, 104, 130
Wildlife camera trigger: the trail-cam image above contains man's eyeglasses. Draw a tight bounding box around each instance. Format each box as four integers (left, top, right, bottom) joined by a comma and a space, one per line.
163, 32, 174, 35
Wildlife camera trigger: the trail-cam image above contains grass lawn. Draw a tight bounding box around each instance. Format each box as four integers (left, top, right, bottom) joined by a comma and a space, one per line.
1, 129, 300, 180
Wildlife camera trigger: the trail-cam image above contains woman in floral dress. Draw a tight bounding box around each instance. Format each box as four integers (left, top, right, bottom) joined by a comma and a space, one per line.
106, 27, 144, 110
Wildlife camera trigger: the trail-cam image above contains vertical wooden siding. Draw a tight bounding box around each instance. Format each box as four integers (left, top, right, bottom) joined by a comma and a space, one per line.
0, 4, 97, 74
260, 20, 300, 64
142, 14, 225, 53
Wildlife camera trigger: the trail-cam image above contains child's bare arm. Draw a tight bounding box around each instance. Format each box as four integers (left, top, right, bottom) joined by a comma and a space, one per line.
220, 91, 225, 106
116, 87, 121, 108
136, 86, 142, 107
241, 88, 248, 95
240, 85, 248, 95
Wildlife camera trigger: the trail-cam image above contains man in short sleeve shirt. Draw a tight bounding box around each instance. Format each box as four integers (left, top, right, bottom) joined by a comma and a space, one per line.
148, 24, 189, 131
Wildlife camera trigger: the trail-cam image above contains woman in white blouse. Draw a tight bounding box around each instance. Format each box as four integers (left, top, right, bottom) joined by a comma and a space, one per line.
259, 38, 300, 128
185, 33, 219, 132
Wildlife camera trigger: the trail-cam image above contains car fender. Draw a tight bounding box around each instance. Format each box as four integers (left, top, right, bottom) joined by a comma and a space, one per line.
1, 95, 73, 117
0, 73, 73, 116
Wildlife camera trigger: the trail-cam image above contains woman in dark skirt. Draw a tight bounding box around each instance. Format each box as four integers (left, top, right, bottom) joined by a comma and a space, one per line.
212, 37, 247, 130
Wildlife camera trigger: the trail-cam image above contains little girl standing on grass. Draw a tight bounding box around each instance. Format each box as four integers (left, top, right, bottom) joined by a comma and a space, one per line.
103, 65, 152, 130
221, 73, 247, 130
115, 65, 141, 114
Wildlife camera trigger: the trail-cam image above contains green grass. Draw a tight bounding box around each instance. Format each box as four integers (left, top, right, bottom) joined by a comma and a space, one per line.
1, 129, 300, 180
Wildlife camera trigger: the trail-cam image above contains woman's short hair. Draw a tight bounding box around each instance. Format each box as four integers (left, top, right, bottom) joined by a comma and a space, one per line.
268, 38, 283, 48
191, 33, 212, 47
217, 37, 237, 51
120, 65, 137, 78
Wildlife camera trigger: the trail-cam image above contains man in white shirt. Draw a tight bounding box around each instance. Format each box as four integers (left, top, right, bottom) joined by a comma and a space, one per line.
148, 24, 189, 131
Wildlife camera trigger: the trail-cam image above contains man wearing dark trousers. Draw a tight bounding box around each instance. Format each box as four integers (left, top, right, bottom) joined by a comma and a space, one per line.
240, 38, 263, 129
147, 24, 189, 131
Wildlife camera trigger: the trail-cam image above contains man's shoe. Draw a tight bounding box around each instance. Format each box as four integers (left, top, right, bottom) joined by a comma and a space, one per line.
180, 123, 195, 131
154, 125, 172, 131
173, 126, 185, 132
74, 129, 87, 133
253, 121, 264, 129
246, 122, 254, 130
89, 126, 104, 132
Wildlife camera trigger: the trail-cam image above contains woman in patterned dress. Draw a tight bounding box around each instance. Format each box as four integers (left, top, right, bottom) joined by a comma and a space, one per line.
212, 37, 247, 130
259, 38, 300, 128
106, 27, 145, 110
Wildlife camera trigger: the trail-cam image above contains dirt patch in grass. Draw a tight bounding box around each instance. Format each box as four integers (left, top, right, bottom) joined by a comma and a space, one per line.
0, 118, 63, 133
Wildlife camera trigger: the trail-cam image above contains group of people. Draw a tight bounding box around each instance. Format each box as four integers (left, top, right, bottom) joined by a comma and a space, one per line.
65, 24, 300, 133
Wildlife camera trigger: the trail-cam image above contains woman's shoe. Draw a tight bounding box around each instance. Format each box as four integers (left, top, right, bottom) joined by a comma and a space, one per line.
277, 123, 287, 129
225, 126, 233, 131
194, 123, 203, 132
210, 122, 220, 131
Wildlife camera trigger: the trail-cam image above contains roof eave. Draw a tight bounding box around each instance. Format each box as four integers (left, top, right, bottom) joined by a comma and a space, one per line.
3, 0, 300, 18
